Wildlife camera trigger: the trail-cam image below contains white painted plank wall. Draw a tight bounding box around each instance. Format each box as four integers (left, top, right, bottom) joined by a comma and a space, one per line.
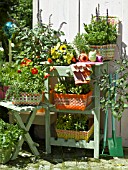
33, 0, 128, 147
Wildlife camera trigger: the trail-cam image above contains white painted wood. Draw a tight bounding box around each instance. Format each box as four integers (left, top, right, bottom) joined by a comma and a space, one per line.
33, 0, 128, 146
33, 0, 79, 42
33, 0, 38, 27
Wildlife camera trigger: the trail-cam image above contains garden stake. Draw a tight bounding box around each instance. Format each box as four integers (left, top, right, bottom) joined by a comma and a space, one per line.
108, 74, 124, 157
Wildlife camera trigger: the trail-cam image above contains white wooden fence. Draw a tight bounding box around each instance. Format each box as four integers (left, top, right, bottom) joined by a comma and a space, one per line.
33, 0, 128, 147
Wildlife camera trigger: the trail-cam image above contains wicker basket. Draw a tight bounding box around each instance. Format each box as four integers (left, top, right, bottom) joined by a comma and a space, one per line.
56, 124, 94, 142
54, 91, 92, 111
12, 93, 42, 106
90, 44, 117, 61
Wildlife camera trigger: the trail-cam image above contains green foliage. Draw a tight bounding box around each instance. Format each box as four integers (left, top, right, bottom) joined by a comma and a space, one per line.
10, 0, 32, 28
0, 0, 19, 28
12, 24, 64, 62
73, 33, 90, 54
56, 113, 88, 131
73, 7, 118, 53
0, 61, 48, 100
83, 17, 118, 45
54, 77, 92, 94
97, 55, 128, 120
0, 118, 24, 149
0, 0, 32, 61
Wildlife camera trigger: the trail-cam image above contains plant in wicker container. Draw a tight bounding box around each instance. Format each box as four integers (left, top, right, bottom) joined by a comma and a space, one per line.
0, 17, 67, 105
0, 61, 48, 106
55, 113, 94, 141
73, 4, 119, 61
0, 118, 24, 164
54, 77, 93, 111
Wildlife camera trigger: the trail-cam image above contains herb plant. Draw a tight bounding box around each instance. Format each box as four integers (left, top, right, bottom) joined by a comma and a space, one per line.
54, 77, 92, 95
73, 5, 118, 53
56, 113, 89, 131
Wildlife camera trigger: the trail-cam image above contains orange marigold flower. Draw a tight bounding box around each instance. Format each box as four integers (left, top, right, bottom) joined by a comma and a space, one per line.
47, 58, 53, 63
20, 58, 32, 67
44, 73, 50, 79
72, 57, 76, 63
31, 67, 38, 74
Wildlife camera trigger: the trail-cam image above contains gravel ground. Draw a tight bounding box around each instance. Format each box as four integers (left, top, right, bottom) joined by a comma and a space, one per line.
1, 139, 128, 170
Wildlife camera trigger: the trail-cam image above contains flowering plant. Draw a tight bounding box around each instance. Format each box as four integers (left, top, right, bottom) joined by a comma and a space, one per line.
0, 59, 49, 100
48, 42, 77, 65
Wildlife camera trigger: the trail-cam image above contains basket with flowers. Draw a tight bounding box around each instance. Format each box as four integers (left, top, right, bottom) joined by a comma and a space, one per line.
48, 42, 78, 66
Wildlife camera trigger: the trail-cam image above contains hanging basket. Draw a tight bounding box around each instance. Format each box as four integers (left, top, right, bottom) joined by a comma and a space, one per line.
90, 44, 117, 61
12, 93, 42, 106
56, 124, 94, 142
54, 91, 93, 111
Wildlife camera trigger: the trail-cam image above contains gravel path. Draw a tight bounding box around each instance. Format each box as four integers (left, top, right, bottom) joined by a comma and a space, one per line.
1, 139, 128, 170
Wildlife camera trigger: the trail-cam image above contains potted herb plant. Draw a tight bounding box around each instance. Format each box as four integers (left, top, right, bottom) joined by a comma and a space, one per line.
53, 77, 93, 111
73, 4, 119, 61
55, 113, 94, 141
0, 118, 24, 164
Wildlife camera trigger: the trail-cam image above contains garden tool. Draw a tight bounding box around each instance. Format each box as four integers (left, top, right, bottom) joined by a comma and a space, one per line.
100, 108, 109, 157
108, 74, 124, 157
100, 79, 111, 157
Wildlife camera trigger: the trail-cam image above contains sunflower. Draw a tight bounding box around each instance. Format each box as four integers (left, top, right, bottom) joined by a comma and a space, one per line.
59, 44, 67, 52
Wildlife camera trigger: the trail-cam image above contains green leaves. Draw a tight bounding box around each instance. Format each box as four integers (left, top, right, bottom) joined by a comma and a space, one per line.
0, 119, 24, 149
54, 78, 92, 95
97, 56, 128, 120
12, 24, 63, 62
56, 113, 88, 131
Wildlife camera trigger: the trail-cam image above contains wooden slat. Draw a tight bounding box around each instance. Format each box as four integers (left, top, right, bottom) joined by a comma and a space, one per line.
50, 137, 94, 149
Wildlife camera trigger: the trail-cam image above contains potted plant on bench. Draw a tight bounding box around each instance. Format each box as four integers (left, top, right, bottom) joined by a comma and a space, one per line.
73, 4, 119, 61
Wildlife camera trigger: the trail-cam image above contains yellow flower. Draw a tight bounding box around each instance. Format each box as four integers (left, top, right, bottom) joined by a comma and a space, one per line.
59, 44, 67, 52
66, 53, 74, 64
55, 42, 61, 50
52, 52, 60, 59
51, 47, 56, 55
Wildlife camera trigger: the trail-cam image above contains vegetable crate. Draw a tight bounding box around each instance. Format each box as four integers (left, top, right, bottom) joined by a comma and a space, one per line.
54, 91, 92, 111
12, 93, 42, 106
56, 124, 94, 142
